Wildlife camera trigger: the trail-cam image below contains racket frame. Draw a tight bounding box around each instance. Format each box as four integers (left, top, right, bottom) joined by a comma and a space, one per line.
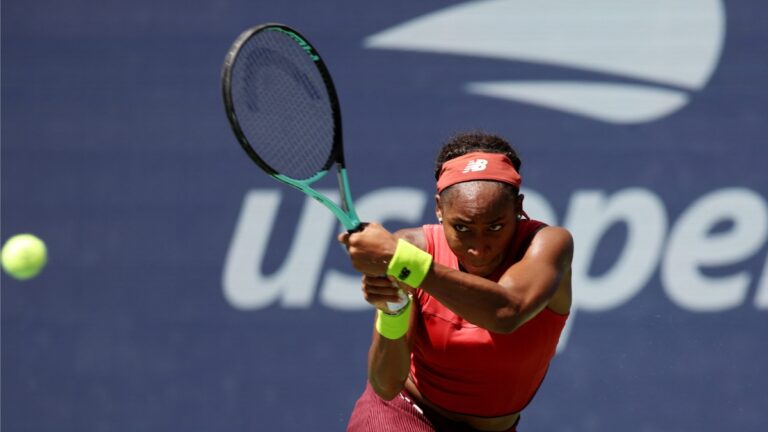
222, 23, 361, 231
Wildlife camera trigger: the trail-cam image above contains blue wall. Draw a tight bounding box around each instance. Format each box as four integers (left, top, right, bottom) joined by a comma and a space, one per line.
2, 1, 766, 430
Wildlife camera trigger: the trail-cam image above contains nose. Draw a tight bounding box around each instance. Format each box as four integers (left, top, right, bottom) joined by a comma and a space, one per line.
466, 238, 492, 260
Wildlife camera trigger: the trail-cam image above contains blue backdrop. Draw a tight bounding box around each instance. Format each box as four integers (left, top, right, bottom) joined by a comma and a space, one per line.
2, 1, 766, 431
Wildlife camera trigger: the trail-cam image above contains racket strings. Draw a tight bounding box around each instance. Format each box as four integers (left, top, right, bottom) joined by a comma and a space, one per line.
230, 30, 335, 180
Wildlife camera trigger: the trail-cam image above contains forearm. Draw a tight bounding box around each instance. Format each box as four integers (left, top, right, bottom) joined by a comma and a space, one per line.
420, 263, 534, 333
367, 330, 411, 400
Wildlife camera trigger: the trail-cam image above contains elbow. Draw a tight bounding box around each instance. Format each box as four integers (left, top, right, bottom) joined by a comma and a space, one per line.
491, 319, 521, 334
369, 377, 404, 401
491, 306, 524, 334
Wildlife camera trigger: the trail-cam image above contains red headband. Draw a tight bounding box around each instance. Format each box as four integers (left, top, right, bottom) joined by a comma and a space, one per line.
436, 152, 521, 193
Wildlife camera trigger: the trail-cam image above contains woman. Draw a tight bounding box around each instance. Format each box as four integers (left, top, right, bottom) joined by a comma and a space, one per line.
339, 132, 573, 431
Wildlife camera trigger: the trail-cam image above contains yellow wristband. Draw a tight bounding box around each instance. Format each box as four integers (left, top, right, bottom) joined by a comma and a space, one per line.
376, 297, 412, 339
386, 239, 433, 288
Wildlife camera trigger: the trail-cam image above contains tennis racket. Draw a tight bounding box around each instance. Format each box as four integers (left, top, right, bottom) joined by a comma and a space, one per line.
222, 23, 360, 231
221, 23, 407, 310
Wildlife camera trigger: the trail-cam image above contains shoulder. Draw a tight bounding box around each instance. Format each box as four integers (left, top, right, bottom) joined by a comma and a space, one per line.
394, 227, 427, 251
528, 225, 573, 263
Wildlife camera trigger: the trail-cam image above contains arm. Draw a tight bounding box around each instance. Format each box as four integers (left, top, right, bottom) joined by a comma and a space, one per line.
421, 226, 572, 333
343, 223, 572, 334
365, 293, 418, 400
340, 227, 425, 400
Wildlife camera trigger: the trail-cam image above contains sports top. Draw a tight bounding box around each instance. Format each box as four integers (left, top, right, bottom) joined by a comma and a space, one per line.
409, 220, 568, 417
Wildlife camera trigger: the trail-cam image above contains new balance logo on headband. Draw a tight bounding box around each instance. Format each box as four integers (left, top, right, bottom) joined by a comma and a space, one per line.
462, 159, 488, 173
437, 153, 521, 193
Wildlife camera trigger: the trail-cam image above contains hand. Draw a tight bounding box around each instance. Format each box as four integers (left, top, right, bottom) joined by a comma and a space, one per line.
360, 275, 403, 311
338, 223, 398, 276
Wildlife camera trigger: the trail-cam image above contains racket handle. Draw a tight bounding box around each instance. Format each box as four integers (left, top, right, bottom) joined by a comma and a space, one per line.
347, 221, 366, 234
385, 289, 410, 314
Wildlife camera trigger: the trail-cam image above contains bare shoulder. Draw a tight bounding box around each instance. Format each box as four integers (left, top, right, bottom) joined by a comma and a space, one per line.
394, 227, 427, 251
530, 226, 573, 313
529, 226, 574, 262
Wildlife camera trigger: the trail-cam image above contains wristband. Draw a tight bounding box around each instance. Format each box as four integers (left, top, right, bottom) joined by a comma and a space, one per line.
376, 296, 412, 339
386, 239, 433, 288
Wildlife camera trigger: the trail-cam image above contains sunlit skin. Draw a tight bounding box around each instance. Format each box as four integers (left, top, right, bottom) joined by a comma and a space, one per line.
339, 179, 572, 431
437, 181, 524, 277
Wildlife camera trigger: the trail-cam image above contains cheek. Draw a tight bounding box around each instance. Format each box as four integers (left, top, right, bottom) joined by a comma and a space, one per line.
486, 227, 517, 255
491, 234, 513, 254
499, 226, 517, 247
444, 233, 462, 252
444, 232, 506, 257
443, 232, 468, 256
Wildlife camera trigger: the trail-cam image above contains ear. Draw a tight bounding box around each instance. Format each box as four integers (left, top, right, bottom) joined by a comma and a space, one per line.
435, 193, 443, 223
516, 193, 525, 218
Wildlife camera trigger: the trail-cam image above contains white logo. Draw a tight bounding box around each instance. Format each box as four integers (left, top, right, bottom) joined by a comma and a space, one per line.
364, 0, 725, 124
222, 187, 768, 353
462, 158, 488, 173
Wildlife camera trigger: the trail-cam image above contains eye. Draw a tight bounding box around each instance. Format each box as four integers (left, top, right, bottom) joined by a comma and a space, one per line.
454, 224, 469, 233
488, 224, 503, 232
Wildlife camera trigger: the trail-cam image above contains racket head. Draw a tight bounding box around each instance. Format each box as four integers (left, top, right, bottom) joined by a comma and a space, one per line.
222, 23, 345, 180
222, 23, 360, 231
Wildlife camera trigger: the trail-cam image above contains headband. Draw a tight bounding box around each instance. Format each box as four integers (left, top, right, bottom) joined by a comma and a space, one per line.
436, 152, 521, 194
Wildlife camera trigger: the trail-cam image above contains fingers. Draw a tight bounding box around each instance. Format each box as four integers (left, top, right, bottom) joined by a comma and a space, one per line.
361, 274, 387, 284
388, 276, 417, 296
337, 224, 375, 249
362, 275, 402, 303
338, 222, 384, 244
365, 292, 404, 304
337, 231, 350, 245
340, 222, 400, 278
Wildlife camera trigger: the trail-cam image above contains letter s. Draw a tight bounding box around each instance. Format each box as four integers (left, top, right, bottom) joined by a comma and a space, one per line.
222, 190, 338, 309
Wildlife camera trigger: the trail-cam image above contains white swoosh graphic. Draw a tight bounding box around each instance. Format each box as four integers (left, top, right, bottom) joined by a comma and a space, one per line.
365, 0, 725, 124
466, 81, 688, 123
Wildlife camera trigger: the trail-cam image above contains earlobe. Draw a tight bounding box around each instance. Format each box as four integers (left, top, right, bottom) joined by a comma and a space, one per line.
435, 194, 443, 223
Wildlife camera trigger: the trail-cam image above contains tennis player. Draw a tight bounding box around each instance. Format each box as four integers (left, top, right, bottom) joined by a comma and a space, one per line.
339, 132, 572, 431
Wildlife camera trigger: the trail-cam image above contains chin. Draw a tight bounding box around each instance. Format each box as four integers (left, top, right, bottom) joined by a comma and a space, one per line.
476, 269, 496, 277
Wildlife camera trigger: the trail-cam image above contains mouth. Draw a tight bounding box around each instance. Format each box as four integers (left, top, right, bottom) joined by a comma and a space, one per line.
461, 258, 500, 276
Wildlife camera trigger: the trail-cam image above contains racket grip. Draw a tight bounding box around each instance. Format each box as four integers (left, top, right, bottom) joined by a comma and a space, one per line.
385, 289, 410, 314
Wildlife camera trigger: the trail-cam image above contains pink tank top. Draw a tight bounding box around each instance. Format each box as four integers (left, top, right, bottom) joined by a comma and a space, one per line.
410, 220, 568, 417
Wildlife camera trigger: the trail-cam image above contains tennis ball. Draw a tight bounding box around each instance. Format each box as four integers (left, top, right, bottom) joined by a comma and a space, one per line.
1, 234, 48, 280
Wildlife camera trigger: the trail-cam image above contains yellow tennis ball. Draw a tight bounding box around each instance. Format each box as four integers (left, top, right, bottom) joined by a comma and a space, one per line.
1, 234, 48, 280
